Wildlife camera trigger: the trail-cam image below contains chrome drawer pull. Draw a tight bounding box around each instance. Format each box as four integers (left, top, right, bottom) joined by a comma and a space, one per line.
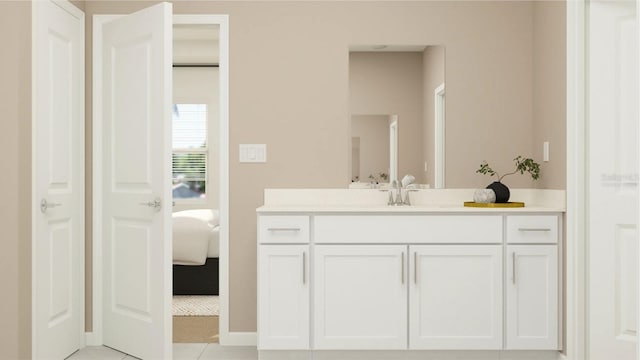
518, 228, 551, 232
267, 227, 301, 231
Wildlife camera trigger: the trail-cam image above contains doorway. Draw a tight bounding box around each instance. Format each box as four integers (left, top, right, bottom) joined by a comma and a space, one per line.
171, 21, 222, 344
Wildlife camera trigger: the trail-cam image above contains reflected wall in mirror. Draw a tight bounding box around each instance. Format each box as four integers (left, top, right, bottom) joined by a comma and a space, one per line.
349, 45, 445, 188
350, 114, 395, 183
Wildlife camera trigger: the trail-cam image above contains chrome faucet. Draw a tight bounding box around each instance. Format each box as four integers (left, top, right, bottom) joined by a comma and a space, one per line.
394, 180, 404, 206
383, 176, 418, 206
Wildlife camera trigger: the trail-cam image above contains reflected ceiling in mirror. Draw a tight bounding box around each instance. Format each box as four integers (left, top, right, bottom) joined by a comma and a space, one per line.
349, 45, 445, 188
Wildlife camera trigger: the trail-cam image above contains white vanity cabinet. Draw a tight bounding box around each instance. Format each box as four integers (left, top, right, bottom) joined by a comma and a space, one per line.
257, 209, 563, 355
409, 245, 503, 349
257, 216, 310, 350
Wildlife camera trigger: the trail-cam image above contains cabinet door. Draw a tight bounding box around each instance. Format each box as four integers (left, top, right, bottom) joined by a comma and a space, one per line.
313, 245, 408, 349
258, 245, 309, 349
409, 245, 503, 350
506, 245, 558, 350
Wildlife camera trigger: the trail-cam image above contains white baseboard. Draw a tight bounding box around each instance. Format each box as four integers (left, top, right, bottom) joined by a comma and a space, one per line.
84, 332, 102, 347
86, 330, 255, 347
220, 331, 257, 346
258, 350, 563, 360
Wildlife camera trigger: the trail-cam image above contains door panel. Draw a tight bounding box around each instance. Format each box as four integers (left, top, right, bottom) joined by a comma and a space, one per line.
258, 245, 309, 349
409, 245, 502, 350
313, 245, 407, 350
588, 1, 638, 359
101, 3, 172, 359
506, 245, 558, 350
33, 1, 84, 358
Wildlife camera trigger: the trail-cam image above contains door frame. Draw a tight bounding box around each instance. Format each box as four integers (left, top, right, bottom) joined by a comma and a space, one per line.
434, 83, 445, 189
31, 0, 85, 355
91, 14, 234, 346
566, 1, 587, 359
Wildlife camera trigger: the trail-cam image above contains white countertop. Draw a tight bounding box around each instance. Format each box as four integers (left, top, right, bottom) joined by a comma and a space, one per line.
257, 205, 565, 213
257, 188, 566, 213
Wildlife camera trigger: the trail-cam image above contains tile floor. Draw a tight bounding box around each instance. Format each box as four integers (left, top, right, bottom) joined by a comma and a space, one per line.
67, 344, 258, 360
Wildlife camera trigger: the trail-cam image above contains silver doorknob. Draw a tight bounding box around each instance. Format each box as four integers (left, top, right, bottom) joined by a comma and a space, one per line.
139, 197, 162, 212
40, 199, 62, 213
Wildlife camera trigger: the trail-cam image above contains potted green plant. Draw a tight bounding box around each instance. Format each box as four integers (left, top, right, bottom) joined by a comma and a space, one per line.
476, 156, 541, 203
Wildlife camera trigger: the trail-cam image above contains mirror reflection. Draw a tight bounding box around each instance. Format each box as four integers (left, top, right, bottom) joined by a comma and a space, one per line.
350, 114, 395, 184
349, 45, 445, 188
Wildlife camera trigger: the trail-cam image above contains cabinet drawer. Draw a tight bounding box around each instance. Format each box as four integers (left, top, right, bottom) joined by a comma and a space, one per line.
506, 215, 558, 244
259, 216, 310, 244
315, 215, 502, 244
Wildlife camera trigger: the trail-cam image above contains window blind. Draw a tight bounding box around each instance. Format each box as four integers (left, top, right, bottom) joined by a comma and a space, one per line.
172, 104, 208, 198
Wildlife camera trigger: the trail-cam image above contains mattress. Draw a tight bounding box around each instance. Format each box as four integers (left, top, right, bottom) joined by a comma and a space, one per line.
173, 209, 220, 265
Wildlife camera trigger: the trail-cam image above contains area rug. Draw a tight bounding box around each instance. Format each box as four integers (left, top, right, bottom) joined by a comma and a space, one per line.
172, 296, 219, 316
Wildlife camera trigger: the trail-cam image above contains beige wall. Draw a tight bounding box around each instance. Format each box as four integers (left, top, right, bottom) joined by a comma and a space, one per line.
82, 0, 565, 333
349, 52, 425, 184
0, 1, 566, 348
422, 46, 446, 187
0, 2, 31, 358
533, 1, 567, 189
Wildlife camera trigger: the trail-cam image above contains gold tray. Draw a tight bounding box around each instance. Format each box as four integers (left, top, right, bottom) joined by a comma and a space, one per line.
464, 201, 525, 208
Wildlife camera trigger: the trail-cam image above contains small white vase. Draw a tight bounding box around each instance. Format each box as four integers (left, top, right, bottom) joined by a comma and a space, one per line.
473, 189, 496, 203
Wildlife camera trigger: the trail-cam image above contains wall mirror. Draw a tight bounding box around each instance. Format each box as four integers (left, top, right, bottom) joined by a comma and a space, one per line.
349, 45, 445, 188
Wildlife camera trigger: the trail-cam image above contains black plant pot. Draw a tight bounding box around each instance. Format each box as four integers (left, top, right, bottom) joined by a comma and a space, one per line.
486, 181, 510, 203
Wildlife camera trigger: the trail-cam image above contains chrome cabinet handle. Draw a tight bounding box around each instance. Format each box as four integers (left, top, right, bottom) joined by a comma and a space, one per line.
414, 252, 418, 284
512, 252, 516, 284
401, 252, 405, 284
40, 199, 62, 213
518, 228, 551, 232
302, 251, 306, 284
139, 198, 162, 212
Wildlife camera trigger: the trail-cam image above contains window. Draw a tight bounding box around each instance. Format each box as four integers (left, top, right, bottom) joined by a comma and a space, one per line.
172, 104, 208, 200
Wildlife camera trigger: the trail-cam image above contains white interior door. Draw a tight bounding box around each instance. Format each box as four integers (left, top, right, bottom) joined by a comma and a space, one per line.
100, 3, 173, 359
588, 1, 638, 359
33, 1, 84, 358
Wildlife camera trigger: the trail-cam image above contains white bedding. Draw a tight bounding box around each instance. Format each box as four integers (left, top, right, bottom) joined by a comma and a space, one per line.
173, 209, 220, 265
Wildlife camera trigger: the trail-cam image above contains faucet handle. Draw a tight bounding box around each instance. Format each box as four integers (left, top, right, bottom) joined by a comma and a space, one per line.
403, 189, 419, 206
379, 189, 395, 206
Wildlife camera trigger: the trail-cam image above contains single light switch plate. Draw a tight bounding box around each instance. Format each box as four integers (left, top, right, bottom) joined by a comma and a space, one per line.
240, 144, 267, 163
543, 141, 550, 162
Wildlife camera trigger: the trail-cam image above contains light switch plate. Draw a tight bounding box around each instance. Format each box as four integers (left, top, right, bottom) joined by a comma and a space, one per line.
543, 141, 550, 162
240, 144, 267, 163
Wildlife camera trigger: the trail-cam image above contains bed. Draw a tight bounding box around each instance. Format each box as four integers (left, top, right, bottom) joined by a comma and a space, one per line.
172, 209, 219, 295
